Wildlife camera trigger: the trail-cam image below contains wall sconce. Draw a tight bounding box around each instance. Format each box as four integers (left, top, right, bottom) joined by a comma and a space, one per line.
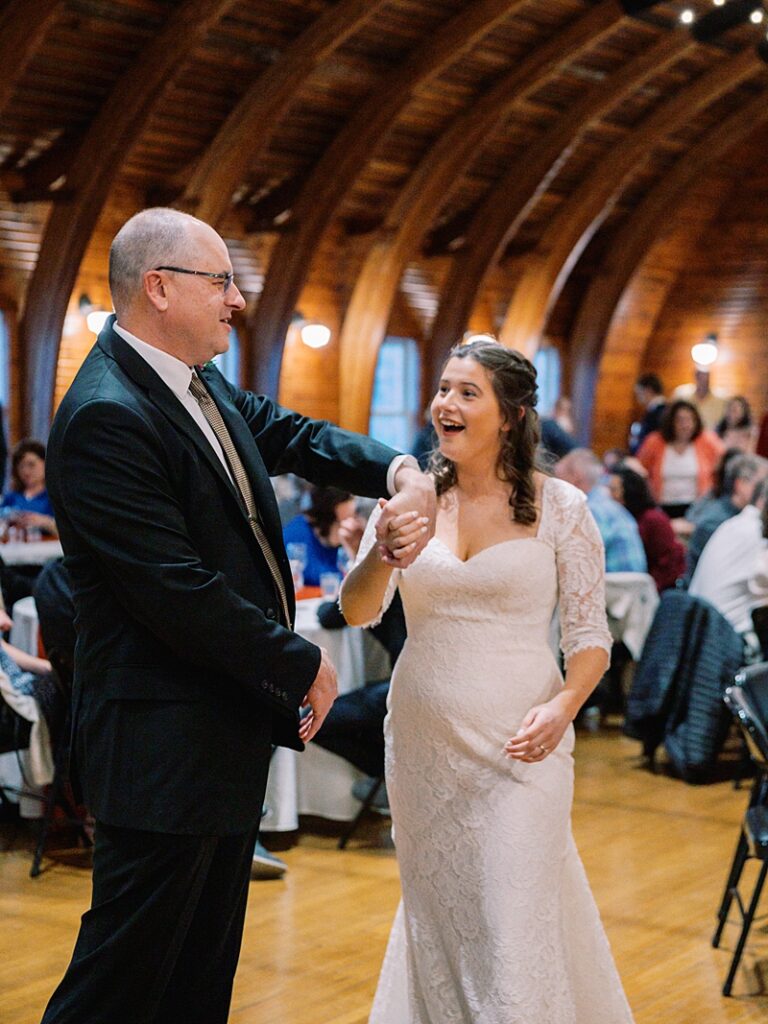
300, 322, 331, 349
691, 331, 719, 369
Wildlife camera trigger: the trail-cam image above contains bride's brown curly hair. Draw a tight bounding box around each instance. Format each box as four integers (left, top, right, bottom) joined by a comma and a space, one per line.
429, 340, 543, 526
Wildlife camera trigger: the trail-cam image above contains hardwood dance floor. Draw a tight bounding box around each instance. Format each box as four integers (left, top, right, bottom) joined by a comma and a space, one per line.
1, 727, 768, 1023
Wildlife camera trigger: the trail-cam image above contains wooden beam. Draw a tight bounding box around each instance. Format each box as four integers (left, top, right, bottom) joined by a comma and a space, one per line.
19, 0, 237, 438
0, 0, 63, 122
424, 30, 691, 393
3, 128, 87, 201
336, 0, 622, 433
573, 91, 768, 445
247, 0, 529, 397
180, 0, 387, 225
497, 47, 760, 357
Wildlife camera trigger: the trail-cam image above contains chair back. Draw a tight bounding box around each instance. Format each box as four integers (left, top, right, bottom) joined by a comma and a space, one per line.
725, 662, 768, 771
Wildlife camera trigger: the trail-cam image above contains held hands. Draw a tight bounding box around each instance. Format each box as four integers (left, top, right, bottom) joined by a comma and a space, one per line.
504, 692, 577, 763
375, 465, 436, 568
299, 647, 338, 743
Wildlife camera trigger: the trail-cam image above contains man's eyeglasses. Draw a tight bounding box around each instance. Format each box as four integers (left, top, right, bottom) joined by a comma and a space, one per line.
154, 266, 235, 293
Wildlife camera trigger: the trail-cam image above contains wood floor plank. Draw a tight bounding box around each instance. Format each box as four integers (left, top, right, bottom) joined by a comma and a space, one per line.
1, 729, 767, 1022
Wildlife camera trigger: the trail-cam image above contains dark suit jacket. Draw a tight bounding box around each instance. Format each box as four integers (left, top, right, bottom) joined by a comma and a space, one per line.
46, 320, 397, 835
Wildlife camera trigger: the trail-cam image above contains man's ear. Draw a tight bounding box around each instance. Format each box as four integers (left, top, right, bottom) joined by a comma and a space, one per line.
143, 270, 169, 312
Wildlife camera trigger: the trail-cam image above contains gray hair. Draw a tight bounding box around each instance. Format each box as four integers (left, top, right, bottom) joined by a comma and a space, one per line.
723, 454, 768, 496
557, 447, 602, 489
109, 207, 201, 312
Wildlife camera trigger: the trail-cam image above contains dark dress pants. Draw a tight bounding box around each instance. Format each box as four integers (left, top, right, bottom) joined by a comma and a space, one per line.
40, 820, 260, 1024
313, 680, 389, 779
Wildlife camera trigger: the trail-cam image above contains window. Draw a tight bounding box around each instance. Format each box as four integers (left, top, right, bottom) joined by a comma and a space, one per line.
369, 337, 421, 453
533, 344, 561, 416
213, 326, 240, 386
0, 312, 8, 408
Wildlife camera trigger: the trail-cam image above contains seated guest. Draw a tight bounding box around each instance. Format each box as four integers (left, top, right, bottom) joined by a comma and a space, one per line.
282, 486, 363, 587
555, 448, 647, 573
684, 447, 742, 528
689, 479, 768, 647
637, 399, 724, 519
608, 466, 685, 592
685, 453, 768, 583
716, 395, 756, 453
2, 439, 57, 537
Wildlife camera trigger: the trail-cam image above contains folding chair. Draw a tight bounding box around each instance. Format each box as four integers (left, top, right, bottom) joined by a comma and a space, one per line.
712, 662, 768, 995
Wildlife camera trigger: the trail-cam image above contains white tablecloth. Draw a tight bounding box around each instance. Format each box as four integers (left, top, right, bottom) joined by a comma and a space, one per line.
261, 598, 389, 831
604, 572, 659, 661
1, 540, 62, 565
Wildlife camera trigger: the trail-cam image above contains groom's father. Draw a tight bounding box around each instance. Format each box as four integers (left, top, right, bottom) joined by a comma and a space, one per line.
40, 207, 434, 1024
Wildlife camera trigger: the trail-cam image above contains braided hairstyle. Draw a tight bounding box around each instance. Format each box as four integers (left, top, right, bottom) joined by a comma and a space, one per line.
429, 340, 542, 526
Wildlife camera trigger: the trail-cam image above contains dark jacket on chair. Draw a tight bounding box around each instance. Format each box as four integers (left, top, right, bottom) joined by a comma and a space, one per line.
625, 588, 744, 781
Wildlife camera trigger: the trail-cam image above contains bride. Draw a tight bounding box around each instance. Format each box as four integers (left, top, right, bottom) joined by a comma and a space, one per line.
341, 340, 634, 1023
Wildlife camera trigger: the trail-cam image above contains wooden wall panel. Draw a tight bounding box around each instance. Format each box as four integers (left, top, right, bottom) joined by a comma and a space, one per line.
642, 134, 768, 439
590, 170, 737, 455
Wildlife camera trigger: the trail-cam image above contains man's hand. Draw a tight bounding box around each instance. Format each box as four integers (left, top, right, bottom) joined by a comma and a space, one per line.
0, 609, 12, 633
299, 647, 338, 742
376, 465, 436, 568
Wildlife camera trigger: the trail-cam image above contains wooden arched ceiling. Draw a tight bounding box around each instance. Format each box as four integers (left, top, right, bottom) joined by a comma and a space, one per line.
0, 0, 767, 439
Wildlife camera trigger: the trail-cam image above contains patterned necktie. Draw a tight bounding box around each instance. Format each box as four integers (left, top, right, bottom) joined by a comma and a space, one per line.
188, 370, 292, 628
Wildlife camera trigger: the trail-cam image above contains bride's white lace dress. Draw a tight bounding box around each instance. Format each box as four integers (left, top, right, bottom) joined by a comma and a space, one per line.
346, 476, 634, 1024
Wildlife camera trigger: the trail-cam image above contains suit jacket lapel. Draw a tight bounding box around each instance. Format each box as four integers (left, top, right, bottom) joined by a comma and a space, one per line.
201, 368, 289, 553
98, 326, 243, 511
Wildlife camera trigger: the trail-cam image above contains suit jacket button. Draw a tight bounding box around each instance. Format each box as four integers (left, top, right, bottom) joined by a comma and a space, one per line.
266, 607, 276, 620
261, 680, 268, 690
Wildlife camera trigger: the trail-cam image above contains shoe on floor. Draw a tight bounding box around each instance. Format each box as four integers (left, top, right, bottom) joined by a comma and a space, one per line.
351, 776, 390, 815
251, 839, 287, 880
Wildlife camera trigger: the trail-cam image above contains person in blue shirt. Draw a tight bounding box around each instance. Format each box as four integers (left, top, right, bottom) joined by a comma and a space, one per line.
2, 439, 57, 537
556, 448, 647, 573
282, 486, 363, 587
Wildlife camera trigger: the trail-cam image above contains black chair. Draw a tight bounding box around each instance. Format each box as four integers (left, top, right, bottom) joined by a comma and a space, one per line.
712, 662, 768, 995
337, 774, 387, 851
29, 563, 91, 877
28, 650, 91, 877
751, 605, 768, 662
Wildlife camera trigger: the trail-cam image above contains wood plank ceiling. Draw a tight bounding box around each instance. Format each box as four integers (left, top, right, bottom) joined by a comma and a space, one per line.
0, 0, 767, 439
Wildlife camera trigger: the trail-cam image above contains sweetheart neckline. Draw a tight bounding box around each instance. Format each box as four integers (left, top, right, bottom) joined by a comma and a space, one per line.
430, 535, 546, 565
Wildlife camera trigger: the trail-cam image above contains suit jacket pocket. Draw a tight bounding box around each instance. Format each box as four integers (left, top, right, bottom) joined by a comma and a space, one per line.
100, 666, 206, 702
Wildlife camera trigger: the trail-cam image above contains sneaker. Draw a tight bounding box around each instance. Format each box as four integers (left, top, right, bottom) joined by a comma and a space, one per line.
351, 776, 390, 815
251, 839, 287, 880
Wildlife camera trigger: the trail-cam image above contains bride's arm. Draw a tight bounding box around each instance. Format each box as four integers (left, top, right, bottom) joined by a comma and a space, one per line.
339, 542, 398, 626
340, 501, 426, 626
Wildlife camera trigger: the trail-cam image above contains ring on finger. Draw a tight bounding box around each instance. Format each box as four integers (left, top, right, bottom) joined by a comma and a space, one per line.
538, 744, 548, 755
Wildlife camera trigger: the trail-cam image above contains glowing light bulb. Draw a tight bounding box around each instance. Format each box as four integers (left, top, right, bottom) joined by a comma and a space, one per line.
680, 8, 695, 24
300, 323, 331, 348
86, 310, 110, 334
751, 8, 764, 23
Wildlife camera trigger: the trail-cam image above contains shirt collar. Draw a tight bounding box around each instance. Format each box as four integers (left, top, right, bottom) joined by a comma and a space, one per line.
113, 322, 193, 401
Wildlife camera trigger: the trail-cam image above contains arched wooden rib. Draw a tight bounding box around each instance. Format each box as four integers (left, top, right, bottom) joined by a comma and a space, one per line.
19, 0, 236, 438
181, 0, 387, 224
497, 47, 760, 357
0, 0, 63, 122
425, 29, 691, 393
336, 0, 621, 433
246, 0, 541, 396
578, 90, 768, 445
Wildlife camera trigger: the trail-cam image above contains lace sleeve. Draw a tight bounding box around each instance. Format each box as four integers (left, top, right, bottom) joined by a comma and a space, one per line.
547, 480, 613, 664
338, 502, 400, 628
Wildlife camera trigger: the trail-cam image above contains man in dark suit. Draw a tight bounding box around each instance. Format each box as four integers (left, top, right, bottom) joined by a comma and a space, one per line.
40, 207, 434, 1024
630, 372, 666, 453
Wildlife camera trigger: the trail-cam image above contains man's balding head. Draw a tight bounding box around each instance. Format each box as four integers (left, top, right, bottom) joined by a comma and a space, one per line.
555, 448, 602, 494
109, 207, 204, 314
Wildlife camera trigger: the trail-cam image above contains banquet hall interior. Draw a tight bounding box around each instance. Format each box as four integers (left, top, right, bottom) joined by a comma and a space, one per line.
3, 1, 768, 1021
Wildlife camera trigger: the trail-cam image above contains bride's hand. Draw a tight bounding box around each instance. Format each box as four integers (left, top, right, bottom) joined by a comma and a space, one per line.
503, 693, 576, 763
374, 499, 430, 566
